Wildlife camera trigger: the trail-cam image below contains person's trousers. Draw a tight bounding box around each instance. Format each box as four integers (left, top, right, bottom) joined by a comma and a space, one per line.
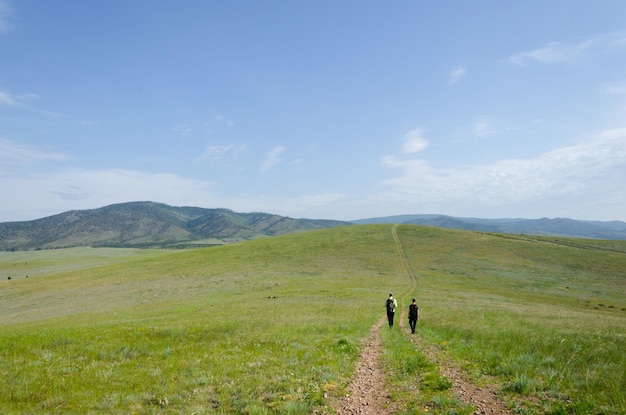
387, 310, 395, 327
409, 319, 417, 333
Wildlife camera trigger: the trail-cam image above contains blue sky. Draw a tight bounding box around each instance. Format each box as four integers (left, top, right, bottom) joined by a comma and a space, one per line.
1, 1, 626, 222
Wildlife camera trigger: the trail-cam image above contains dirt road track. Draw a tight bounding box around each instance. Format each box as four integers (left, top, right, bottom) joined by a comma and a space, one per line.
322, 225, 511, 414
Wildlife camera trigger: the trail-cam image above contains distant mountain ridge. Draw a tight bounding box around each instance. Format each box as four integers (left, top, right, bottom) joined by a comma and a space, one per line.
351, 215, 626, 240
3, 203, 626, 251
0, 202, 350, 250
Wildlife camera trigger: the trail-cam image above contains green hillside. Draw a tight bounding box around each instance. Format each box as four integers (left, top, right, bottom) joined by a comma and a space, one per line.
1, 225, 624, 414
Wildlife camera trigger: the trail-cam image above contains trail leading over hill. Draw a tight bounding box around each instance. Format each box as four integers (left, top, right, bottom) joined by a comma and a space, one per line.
391, 224, 418, 321
327, 225, 511, 414
394, 225, 511, 414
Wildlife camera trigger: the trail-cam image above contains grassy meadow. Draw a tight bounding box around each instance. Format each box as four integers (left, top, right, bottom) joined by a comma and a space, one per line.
0, 225, 624, 414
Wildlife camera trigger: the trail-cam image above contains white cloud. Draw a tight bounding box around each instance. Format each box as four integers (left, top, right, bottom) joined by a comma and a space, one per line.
0, 168, 216, 221
194, 143, 248, 163
605, 82, 626, 95
260, 146, 285, 172
0, 91, 17, 106
447, 66, 467, 85
509, 32, 626, 65
0, 91, 41, 107
0, 90, 71, 121
171, 124, 192, 137
214, 114, 235, 127
0, 164, 345, 222
0, 0, 14, 34
380, 128, 626, 220
509, 41, 584, 65
2, 130, 625, 222
402, 129, 429, 154
0, 138, 68, 168
472, 120, 495, 137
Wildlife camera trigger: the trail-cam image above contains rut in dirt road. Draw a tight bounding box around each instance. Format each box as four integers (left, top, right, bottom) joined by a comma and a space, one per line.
330, 318, 398, 415
325, 226, 412, 414
392, 224, 511, 415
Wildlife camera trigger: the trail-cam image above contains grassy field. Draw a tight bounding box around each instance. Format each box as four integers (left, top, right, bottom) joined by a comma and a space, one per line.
0, 225, 624, 414
394, 226, 626, 414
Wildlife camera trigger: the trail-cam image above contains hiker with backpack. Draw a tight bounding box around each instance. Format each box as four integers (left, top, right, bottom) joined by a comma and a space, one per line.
385, 293, 397, 328
409, 298, 419, 333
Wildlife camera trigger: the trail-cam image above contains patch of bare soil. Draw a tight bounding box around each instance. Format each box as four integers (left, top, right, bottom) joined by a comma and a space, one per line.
319, 315, 511, 415
320, 318, 399, 415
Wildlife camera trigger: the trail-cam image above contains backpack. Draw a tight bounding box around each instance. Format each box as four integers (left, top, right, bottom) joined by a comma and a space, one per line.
386, 298, 395, 312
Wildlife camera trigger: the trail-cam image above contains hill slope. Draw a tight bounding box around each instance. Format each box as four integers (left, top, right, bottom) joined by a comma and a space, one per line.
1, 225, 624, 414
0, 201, 350, 250
352, 214, 626, 240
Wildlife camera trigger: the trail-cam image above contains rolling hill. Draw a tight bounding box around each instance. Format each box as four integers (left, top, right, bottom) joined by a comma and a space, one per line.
0, 201, 350, 250
352, 214, 626, 240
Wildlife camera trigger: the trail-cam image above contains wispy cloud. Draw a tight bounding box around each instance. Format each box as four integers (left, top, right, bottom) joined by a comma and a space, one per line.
509, 41, 589, 65
402, 129, 429, 154
0, 138, 68, 167
260, 146, 285, 172
0, 0, 14, 34
381, 128, 626, 219
2, 131, 624, 222
194, 143, 248, 163
171, 124, 192, 137
447, 66, 467, 85
214, 114, 235, 127
472, 118, 496, 137
0, 91, 18, 106
0, 168, 217, 220
605, 82, 626, 95
0, 90, 73, 121
509, 32, 626, 65
0, 90, 39, 107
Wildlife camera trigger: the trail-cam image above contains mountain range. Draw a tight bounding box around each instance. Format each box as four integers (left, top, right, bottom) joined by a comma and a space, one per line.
1, 202, 626, 251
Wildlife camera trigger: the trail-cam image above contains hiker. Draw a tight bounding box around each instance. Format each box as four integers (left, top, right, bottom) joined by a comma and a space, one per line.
385, 293, 397, 328
409, 298, 419, 333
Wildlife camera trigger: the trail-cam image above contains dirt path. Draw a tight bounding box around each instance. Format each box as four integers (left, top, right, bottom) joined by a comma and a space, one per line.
327, 318, 399, 415
324, 225, 510, 414
408, 334, 511, 414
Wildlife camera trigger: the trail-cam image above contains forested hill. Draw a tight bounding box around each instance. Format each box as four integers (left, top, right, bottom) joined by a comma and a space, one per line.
0, 202, 350, 250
